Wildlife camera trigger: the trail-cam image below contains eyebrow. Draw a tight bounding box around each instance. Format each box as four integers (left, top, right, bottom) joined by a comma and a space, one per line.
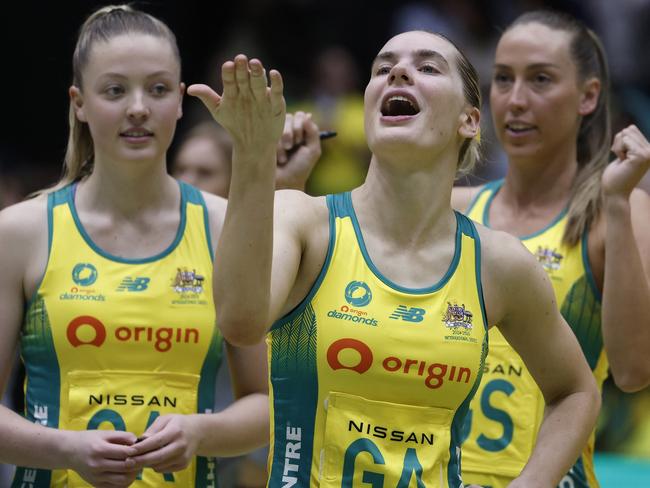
373, 49, 450, 69
97, 70, 176, 80
493, 62, 561, 71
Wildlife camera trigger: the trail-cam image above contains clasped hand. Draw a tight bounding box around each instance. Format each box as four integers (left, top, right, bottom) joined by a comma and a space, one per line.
70, 415, 201, 487
603, 124, 650, 198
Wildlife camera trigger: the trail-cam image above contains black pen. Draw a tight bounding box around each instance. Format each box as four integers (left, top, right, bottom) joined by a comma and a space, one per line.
285, 131, 337, 158
319, 130, 337, 140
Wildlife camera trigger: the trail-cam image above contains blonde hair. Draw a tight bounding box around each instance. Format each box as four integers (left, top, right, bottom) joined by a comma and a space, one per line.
508, 11, 611, 246
424, 32, 483, 178
40, 4, 180, 195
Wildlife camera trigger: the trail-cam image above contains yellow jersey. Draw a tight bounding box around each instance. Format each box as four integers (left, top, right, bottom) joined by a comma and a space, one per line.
14, 182, 222, 488
461, 180, 606, 488
267, 192, 488, 487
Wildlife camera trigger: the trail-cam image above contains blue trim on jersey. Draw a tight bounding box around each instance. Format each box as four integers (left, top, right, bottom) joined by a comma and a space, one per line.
464, 181, 498, 216
67, 181, 187, 263
448, 215, 489, 488
520, 207, 569, 241
268, 304, 319, 487
196, 326, 222, 487
330, 189, 352, 217
14, 188, 71, 486
180, 181, 215, 262
270, 195, 336, 331
560, 455, 591, 488
343, 191, 462, 294
581, 228, 602, 302
15, 299, 60, 487
11, 467, 51, 488
459, 213, 490, 336
23, 191, 60, 312
477, 179, 503, 226
480, 179, 570, 240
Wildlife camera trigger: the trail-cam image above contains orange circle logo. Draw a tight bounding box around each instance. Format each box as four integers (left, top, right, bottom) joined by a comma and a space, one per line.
326, 338, 373, 374
66, 316, 107, 347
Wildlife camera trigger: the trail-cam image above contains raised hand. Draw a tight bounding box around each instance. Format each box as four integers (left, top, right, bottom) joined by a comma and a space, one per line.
603, 124, 650, 198
126, 414, 201, 475
276, 111, 322, 190
67, 430, 139, 488
188, 55, 286, 157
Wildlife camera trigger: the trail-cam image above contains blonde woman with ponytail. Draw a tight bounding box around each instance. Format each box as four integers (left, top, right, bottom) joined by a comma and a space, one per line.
0, 4, 320, 487
455, 10, 650, 488
199, 30, 599, 487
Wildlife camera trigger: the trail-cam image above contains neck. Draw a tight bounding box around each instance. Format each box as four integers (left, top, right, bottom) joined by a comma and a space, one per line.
78, 156, 177, 217
354, 151, 458, 247
501, 147, 578, 210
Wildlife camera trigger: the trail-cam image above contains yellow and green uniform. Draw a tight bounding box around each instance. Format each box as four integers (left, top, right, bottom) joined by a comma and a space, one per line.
15, 181, 222, 488
461, 180, 606, 488
267, 192, 488, 487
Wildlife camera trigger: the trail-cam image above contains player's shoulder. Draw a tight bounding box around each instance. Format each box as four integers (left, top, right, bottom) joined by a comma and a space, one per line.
0, 195, 49, 274
276, 189, 328, 224
474, 222, 539, 281
0, 195, 48, 241
452, 184, 486, 213
200, 191, 227, 217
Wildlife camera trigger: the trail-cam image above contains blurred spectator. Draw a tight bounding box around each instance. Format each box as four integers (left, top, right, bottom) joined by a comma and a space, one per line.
173, 122, 233, 198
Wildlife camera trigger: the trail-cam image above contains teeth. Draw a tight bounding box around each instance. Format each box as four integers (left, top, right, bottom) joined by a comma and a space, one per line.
382, 95, 419, 116
388, 95, 414, 107
507, 123, 531, 130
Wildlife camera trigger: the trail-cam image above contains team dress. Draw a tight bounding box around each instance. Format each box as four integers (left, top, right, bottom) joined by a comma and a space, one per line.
15, 181, 222, 488
267, 192, 488, 488
461, 180, 606, 488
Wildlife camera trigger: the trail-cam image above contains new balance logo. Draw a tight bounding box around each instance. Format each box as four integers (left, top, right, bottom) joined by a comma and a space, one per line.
117, 277, 150, 292
389, 306, 426, 322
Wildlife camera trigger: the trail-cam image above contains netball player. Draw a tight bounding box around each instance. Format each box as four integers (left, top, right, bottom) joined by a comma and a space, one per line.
190, 31, 600, 487
454, 11, 650, 488
0, 5, 315, 487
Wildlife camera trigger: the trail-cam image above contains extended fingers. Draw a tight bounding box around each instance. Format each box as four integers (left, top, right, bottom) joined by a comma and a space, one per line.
269, 69, 285, 117
249, 58, 269, 100
221, 60, 237, 99
234, 54, 250, 94
187, 84, 222, 113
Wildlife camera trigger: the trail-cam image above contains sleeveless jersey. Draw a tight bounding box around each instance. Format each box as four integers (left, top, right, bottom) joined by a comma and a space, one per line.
15, 182, 222, 488
267, 192, 488, 488
461, 180, 607, 488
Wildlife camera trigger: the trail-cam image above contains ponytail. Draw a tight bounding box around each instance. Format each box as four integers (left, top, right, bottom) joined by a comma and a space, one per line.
36, 4, 180, 195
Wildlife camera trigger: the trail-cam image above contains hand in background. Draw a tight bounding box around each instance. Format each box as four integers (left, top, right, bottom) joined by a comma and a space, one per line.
276, 111, 322, 190
603, 124, 650, 199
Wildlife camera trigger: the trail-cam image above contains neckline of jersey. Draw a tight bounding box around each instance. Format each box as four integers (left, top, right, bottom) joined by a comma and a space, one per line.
66, 180, 187, 264
344, 191, 463, 295
482, 179, 569, 241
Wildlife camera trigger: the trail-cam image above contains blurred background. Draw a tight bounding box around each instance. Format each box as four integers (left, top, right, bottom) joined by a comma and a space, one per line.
1, 0, 649, 486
